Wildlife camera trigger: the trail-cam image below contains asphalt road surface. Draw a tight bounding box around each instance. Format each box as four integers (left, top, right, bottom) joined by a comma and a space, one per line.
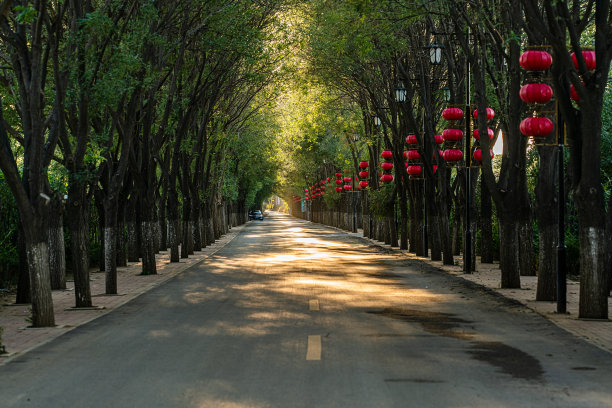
1, 212, 612, 407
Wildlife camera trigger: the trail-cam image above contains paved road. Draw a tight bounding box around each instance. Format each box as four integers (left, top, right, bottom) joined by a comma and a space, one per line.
1, 213, 612, 407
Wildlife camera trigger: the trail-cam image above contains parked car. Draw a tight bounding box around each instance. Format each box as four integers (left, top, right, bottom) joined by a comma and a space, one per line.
249, 210, 264, 221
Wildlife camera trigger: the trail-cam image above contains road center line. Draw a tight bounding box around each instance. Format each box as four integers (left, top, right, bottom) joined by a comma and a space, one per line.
306, 335, 322, 360
309, 299, 319, 311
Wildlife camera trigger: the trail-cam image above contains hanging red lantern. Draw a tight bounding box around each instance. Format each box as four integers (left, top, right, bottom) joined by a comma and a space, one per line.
381, 162, 393, 171
570, 83, 581, 101
473, 149, 494, 162
473, 128, 494, 140
381, 174, 394, 183
433, 165, 438, 173
327, 177, 331, 182
406, 134, 418, 145
335, 172, 342, 178
520, 83, 553, 104
381, 150, 393, 160
442, 107, 464, 121
358, 171, 369, 179
406, 165, 422, 175
571, 50, 596, 71
359, 161, 369, 168
519, 50, 552, 71
442, 128, 463, 141
520, 116, 554, 138
472, 108, 495, 120
342, 177, 351, 183
443, 149, 464, 162
359, 180, 369, 188
305, 197, 310, 201
304, 189, 308, 192
335, 186, 343, 192
405, 150, 421, 160
344, 184, 352, 191
335, 179, 343, 185
434, 134, 444, 144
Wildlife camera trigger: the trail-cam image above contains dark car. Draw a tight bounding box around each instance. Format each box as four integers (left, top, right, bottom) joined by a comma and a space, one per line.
249, 210, 264, 221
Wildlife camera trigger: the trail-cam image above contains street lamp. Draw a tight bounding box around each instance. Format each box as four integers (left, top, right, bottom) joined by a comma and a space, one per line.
395, 85, 407, 103
429, 43, 443, 65
373, 114, 382, 127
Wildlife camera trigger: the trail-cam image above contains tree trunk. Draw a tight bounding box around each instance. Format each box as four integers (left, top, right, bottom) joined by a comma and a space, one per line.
48, 198, 66, 290
16, 227, 31, 304
535, 146, 558, 300
498, 217, 521, 288
104, 201, 119, 295
167, 189, 180, 262
127, 196, 140, 262
66, 195, 92, 308
116, 207, 127, 268
25, 240, 55, 327
480, 174, 494, 263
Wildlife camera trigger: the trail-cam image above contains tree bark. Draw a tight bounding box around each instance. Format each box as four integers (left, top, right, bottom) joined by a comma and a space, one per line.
536, 146, 558, 300
26, 241, 55, 327
67, 194, 93, 308
16, 227, 31, 304
498, 217, 522, 288
104, 200, 119, 294
48, 197, 66, 290
480, 174, 494, 263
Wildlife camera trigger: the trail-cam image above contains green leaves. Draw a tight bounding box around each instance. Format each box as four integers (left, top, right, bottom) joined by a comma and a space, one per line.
14, 5, 37, 25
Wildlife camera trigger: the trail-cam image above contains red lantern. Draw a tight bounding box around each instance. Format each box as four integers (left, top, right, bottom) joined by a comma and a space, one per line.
344, 184, 352, 191
305, 197, 310, 201
473, 128, 494, 140
442, 128, 463, 141
571, 50, 596, 71
359, 161, 369, 168
520, 116, 554, 138
343, 176, 352, 182
520, 83, 553, 104
442, 107, 464, 121
406, 134, 418, 145
472, 108, 495, 120
519, 50, 552, 71
406, 165, 422, 175
335, 179, 343, 185
335, 172, 342, 178
335, 186, 343, 192
473, 149, 494, 162
381, 162, 394, 171
381, 174, 394, 183
358, 171, 369, 179
359, 180, 369, 188
570, 83, 580, 101
327, 177, 331, 182
305, 189, 308, 192
433, 165, 438, 173
443, 149, 464, 162
381, 150, 393, 160
434, 134, 444, 144
405, 150, 421, 160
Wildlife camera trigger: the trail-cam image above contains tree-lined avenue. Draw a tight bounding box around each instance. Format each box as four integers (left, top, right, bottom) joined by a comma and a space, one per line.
1, 213, 611, 407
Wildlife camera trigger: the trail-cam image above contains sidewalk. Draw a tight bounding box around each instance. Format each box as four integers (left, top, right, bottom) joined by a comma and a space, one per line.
0, 225, 244, 364
347, 229, 612, 355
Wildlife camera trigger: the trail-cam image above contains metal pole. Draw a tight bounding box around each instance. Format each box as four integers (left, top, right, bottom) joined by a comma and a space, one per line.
423, 179, 428, 256
422, 111, 428, 257
464, 27, 473, 274
557, 120, 567, 313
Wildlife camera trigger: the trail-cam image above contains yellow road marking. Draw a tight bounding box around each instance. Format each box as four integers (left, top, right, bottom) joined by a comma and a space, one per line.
309, 299, 319, 311
306, 335, 322, 360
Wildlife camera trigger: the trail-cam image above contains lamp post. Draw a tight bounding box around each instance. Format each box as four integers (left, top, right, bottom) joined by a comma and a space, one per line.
464, 36, 473, 274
